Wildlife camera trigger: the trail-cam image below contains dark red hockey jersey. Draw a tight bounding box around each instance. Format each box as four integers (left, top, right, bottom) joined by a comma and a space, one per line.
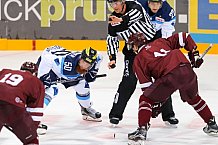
133, 32, 197, 89
0, 69, 45, 124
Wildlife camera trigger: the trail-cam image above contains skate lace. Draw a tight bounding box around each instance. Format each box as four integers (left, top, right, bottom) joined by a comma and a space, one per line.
86, 107, 97, 115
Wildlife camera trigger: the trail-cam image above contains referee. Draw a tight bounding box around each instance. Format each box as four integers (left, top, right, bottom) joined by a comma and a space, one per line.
106, 0, 157, 125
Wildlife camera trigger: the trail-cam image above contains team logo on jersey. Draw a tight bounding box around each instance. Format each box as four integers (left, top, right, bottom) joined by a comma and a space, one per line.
15, 97, 23, 104
155, 17, 165, 23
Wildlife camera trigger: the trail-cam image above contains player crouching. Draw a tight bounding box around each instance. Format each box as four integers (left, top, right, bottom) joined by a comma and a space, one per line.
126, 32, 218, 143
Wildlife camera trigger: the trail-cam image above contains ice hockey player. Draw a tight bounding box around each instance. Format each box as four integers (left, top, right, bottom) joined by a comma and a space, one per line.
0, 62, 45, 145
138, 0, 176, 38
127, 32, 218, 142
106, 0, 157, 127
36, 46, 103, 135
137, 0, 178, 127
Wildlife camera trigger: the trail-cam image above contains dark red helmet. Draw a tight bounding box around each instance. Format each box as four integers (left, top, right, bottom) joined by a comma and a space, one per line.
20, 61, 38, 76
127, 32, 148, 48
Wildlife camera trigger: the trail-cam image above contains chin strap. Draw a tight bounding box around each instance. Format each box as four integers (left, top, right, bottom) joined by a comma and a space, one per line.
121, 1, 125, 13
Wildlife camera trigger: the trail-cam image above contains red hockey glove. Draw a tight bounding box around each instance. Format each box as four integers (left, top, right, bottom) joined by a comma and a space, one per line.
151, 102, 162, 118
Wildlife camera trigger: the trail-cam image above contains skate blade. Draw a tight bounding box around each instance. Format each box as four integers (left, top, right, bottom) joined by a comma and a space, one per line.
205, 132, 218, 137
82, 115, 102, 122
110, 123, 118, 128
128, 139, 145, 145
164, 121, 178, 128
37, 128, 47, 135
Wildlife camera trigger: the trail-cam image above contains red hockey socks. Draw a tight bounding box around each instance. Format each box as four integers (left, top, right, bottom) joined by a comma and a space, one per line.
138, 95, 154, 127
187, 95, 213, 123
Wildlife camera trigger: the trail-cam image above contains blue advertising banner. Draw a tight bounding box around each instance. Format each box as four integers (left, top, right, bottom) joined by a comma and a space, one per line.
190, 0, 218, 43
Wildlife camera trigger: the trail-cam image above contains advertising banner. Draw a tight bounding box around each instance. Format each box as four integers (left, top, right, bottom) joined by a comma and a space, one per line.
190, 0, 218, 43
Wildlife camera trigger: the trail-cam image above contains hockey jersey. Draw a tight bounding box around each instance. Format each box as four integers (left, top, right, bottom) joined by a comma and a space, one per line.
0, 69, 45, 124
38, 45, 103, 88
133, 32, 197, 89
107, 0, 156, 61
138, 0, 176, 38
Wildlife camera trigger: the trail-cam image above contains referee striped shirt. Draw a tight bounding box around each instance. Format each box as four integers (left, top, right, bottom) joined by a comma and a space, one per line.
107, 0, 156, 60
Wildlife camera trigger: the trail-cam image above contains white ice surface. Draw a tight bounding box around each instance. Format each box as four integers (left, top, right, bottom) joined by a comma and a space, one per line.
0, 51, 218, 145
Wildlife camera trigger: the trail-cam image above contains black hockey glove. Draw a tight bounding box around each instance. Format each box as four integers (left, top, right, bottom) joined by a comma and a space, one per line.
194, 58, 204, 68
188, 50, 204, 68
39, 70, 58, 88
40, 73, 54, 88
151, 102, 162, 118
85, 69, 98, 82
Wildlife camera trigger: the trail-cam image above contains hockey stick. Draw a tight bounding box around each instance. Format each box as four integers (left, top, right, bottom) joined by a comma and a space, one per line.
56, 74, 107, 84
198, 43, 213, 60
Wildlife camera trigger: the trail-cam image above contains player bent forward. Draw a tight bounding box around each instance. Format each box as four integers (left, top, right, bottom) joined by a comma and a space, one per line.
127, 32, 218, 142
36, 46, 103, 134
0, 62, 45, 145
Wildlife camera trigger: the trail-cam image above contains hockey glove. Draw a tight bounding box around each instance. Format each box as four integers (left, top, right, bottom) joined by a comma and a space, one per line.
151, 102, 162, 118
194, 58, 204, 68
40, 73, 53, 88
188, 50, 204, 68
85, 69, 98, 82
39, 70, 58, 88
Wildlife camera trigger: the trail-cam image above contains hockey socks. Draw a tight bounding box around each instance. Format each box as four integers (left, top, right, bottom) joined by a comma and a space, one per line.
187, 95, 213, 123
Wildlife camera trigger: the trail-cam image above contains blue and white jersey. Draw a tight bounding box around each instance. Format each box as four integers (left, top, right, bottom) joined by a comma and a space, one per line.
138, 0, 176, 38
37, 45, 103, 88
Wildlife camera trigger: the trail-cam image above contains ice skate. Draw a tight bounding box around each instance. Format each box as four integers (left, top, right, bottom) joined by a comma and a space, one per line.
37, 124, 48, 135
128, 139, 145, 145
164, 116, 179, 128
128, 126, 148, 141
110, 117, 120, 127
81, 106, 102, 122
203, 116, 218, 137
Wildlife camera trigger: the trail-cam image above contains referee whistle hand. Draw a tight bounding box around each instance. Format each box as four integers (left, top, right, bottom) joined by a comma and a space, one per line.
108, 16, 123, 24
108, 61, 116, 69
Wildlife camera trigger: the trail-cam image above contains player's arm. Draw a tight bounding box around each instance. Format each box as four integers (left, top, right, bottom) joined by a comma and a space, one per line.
133, 56, 152, 92
166, 32, 197, 51
109, 5, 143, 24
106, 23, 119, 69
26, 77, 45, 127
121, 6, 143, 24
39, 70, 58, 88
166, 32, 203, 68
161, 1, 176, 38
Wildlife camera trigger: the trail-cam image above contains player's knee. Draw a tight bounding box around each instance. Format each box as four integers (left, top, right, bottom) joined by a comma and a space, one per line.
139, 95, 155, 106
44, 86, 58, 106
187, 94, 201, 105
25, 137, 39, 145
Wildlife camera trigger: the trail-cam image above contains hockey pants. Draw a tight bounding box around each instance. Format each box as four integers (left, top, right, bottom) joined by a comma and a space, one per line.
109, 55, 176, 121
